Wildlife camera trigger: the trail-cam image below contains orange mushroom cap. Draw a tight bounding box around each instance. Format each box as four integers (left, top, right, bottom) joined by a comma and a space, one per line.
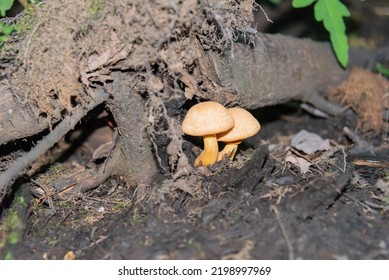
182, 101, 234, 166
217, 107, 260, 161
182, 101, 234, 136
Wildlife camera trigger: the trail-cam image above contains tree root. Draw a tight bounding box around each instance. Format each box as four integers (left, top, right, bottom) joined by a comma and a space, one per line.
305, 91, 346, 116
0, 89, 110, 196
34, 164, 112, 200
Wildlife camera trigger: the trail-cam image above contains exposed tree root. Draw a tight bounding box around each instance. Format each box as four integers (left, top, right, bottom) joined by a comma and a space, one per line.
0, 0, 387, 206
0, 89, 109, 196
33, 160, 112, 199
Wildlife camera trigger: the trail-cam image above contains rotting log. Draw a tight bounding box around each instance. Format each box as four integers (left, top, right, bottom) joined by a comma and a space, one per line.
0, 33, 377, 147
0, 32, 379, 194
0, 73, 160, 194
0, 88, 110, 191
205, 33, 348, 111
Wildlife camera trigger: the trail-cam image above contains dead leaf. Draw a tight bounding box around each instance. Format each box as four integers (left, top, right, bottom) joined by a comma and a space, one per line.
179, 73, 198, 99
285, 150, 312, 174
376, 178, 389, 199
291, 129, 331, 154
376, 179, 389, 194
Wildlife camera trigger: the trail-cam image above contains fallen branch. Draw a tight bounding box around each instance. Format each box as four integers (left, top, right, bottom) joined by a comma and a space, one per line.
0, 89, 110, 194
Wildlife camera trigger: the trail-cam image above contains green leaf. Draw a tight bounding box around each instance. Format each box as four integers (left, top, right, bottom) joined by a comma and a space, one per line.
0, 35, 8, 42
375, 63, 389, 78
314, 0, 350, 67
292, 0, 316, 8
2, 24, 15, 35
0, 0, 14, 17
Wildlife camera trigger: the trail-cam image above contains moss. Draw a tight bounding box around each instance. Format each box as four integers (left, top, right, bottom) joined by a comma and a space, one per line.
4, 252, 14, 260
130, 207, 143, 226
0, 188, 29, 259
86, 0, 104, 17
112, 201, 131, 212
15, 4, 38, 35
187, 237, 195, 245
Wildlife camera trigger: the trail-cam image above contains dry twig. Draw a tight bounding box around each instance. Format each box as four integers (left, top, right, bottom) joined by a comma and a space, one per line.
271, 205, 294, 260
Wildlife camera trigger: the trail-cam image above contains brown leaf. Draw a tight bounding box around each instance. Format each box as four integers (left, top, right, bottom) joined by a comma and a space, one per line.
285, 150, 312, 174
291, 129, 331, 154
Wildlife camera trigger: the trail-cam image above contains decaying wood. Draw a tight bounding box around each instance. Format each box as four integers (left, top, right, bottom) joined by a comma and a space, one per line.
0, 89, 109, 192
0, 81, 61, 146
104, 72, 159, 186
204, 33, 348, 112
0, 34, 352, 147
0, 31, 380, 195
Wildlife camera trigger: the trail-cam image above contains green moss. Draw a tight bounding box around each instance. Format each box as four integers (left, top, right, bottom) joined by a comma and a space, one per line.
15, 4, 37, 35
87, 0, 104, 18
48, 239, 59, 246
112, 201, 132, 212
0, 188, 29, 259
7, 232, 20, 245
4, 252, 14, 260
187, 237, 195, 245
130, 207, 143, 226
232, 209, 242, 217
3, 208, 25, 247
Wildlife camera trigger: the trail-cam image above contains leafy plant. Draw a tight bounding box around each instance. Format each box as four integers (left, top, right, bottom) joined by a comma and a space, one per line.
0, 0, 14, 17
292, 0, 350, 68
0, 22, 15, 44
0, 0, 16, 47
375, 63, 389, 78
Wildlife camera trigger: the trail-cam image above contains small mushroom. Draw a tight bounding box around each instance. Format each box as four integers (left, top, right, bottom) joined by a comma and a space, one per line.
182, 101, 234, 167
217, 107, 260, 161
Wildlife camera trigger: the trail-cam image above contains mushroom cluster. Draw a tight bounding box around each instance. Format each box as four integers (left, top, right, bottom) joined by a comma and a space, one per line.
182, 101, 260, 167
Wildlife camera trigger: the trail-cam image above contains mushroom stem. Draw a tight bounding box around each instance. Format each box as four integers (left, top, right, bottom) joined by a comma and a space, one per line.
194, 135, 219, 167
217, 140, 242, 161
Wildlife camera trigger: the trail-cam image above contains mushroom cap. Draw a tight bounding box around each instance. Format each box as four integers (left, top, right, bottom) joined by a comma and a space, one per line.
182, 101, 234, 136
217, 107, 260, 142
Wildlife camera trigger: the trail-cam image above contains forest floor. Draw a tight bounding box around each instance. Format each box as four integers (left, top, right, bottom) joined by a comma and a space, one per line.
0, 0, 388, 260
3, 104, 389, 260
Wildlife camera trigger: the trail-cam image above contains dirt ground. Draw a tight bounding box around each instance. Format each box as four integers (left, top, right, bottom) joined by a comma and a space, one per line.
1, 105, 388, 260
0, 0, 389, 260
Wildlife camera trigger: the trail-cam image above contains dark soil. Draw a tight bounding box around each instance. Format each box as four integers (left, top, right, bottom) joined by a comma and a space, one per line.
4, 106, 389, 260
1, 0, 389, 260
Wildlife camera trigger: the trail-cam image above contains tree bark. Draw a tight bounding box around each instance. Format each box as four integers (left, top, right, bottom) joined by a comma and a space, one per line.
105, 72, 159, 185
0, 88, 109, 191
1, 33, 350, 146
205, 33, 348, 110
0, 83, 61, 146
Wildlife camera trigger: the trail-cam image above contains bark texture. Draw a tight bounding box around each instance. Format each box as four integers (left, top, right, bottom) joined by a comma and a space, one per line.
207, 33, 348, 109
105, 72, 159, 185
0, 34, 351, 147
0, 84, 60, 146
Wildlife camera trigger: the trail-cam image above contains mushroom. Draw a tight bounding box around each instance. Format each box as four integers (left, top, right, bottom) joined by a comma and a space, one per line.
182, 101, 234, 167
217, 107, 260, 161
